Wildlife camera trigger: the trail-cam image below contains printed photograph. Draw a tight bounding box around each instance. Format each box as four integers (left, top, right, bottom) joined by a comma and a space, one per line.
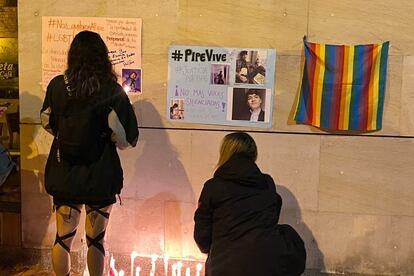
229, 88, 270, 122
122, 68, 142, 93
169, 98, 185, 120
210, 64, 230, 85
234, 50, 267, 85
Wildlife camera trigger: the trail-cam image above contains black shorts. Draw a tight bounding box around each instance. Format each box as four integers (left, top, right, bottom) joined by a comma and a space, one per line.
53, 195, 116, 207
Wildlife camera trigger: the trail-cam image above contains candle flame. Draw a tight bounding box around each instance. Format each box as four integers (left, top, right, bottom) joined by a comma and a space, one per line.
177, 261, 183, 276
195, 263, 203, 276
109, 255, 118, 276
172, 263, 177, 276
113, 251, 205, 276
151, 254, 158, 262
131, 251, 139, 259
164, 255, 169, 275
110, 255, 116, 268
131, 251, 138, 276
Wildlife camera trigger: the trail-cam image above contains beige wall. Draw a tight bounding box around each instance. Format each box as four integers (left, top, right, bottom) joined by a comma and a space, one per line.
18, 0, 414, 275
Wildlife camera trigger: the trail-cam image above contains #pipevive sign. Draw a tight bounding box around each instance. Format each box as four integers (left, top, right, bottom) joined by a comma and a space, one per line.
167, 45, 276, 128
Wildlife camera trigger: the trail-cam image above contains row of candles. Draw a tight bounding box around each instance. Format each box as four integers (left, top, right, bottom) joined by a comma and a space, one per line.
107, 251, 204, 276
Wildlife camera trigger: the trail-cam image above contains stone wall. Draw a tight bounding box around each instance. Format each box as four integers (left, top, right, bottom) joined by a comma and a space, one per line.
18, 1, 414, 275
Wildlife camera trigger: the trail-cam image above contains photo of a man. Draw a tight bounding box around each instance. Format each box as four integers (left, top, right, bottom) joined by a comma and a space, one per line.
235, 50, 249, 84
231, 88, 269, 122
246, 90, 265, 121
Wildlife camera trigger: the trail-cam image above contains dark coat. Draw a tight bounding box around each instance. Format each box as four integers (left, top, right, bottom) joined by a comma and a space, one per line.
40, 75, 138, 204
194, 154, 287, 276
240, 109, 265, 121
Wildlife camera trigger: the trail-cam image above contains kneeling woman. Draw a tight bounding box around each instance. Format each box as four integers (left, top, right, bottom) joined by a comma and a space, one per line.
194, 132, 288, 276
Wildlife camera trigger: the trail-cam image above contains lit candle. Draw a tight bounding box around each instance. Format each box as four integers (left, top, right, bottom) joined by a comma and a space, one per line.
150, 254, 157, 276
163, 255, 169, 276
185, 267, 191, 276
109, 255, 118, 276
196, 263, 203, 276
130, 251, 138, 276
177, 262, 183, 276
135, 266, 141, 276
172, 263, 177, 276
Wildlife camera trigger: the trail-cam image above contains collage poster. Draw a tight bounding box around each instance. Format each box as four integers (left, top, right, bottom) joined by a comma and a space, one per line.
167, 46, 276, 128
42, 16, 142, 94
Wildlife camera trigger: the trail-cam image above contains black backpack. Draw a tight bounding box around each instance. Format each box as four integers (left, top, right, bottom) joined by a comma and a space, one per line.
56, 76, 108, 165
276, 224, 307, 276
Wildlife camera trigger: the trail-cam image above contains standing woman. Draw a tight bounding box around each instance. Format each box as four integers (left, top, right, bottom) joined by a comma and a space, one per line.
40, 31, 138, 276
194, 132, 302, 276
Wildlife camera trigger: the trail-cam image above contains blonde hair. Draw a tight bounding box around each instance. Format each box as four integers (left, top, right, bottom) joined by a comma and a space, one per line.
217, 132, 257, 168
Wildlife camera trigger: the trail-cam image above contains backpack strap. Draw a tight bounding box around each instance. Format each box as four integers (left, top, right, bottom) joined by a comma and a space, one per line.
63, 74, 73, 96
55, 75, 72, 134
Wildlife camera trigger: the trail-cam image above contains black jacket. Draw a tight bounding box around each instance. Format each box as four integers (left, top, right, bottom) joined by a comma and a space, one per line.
194, 154, 285, 276
240, 109, 265, 122
40, 75, 138, 204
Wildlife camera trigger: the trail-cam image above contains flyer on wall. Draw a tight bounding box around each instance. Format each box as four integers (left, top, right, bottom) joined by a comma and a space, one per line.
167, 45, 276, 128
42, 16, 142, 95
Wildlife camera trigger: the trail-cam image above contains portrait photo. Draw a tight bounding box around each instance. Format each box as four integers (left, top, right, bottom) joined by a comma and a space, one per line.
234, 50, 267, 85
229, 87, 270, 122
122, 68, 142, 93
210, 63, 230, 85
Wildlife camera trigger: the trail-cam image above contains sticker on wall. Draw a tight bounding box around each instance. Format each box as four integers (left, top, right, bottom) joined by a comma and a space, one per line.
41, 16, 142, 94
167, 45, 276, 128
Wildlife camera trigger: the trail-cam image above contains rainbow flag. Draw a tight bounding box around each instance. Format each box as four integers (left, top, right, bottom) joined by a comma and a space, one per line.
294, 37, 389, 131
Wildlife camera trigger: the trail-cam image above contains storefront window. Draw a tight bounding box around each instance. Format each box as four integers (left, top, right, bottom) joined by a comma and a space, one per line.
0, 0, 20, 241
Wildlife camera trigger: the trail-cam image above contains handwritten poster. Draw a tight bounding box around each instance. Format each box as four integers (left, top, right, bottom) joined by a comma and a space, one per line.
42, 16, 142, 94
167, 46, 276, 128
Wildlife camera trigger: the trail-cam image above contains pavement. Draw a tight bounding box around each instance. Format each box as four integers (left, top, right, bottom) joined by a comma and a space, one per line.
0, 247, 403, 276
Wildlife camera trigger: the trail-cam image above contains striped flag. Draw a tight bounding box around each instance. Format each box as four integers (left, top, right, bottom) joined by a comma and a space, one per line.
294, 37, 389, 131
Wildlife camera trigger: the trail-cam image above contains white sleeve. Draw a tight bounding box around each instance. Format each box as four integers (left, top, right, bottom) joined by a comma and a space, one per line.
108, 108, 132, 150
40, 107, 54, 135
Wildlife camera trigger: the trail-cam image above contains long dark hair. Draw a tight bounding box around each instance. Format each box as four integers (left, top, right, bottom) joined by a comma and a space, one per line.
65, 31, 117, 98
